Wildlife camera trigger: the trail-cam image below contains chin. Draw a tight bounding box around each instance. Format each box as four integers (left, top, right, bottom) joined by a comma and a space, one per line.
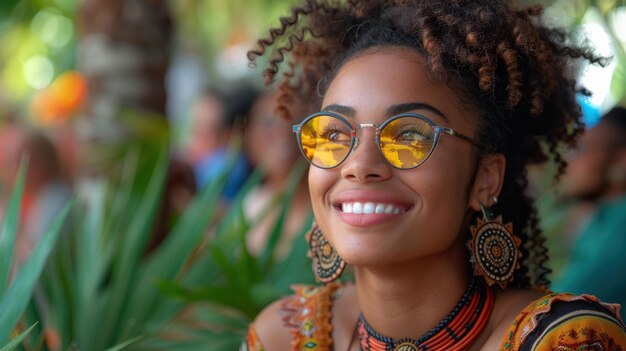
334, 241, 412, 267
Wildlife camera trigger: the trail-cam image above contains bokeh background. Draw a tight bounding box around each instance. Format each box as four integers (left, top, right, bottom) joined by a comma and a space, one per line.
0, 0, 624, 350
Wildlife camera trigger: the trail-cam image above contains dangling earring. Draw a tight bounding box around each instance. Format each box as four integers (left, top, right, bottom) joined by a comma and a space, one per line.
467, 197, 522, 289
306, 222, 346, 283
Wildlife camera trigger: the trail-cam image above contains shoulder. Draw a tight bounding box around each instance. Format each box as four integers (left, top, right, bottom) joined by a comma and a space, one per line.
479, 289, 547, 349
248, 297, 292, 351
248, 283, 347, 351
496, 291, 626, 351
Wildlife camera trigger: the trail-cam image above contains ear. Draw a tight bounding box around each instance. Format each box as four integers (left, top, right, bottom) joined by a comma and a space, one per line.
468, 153, 506, 211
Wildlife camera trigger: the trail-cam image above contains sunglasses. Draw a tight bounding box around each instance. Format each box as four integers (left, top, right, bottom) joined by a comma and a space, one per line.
292, 112, 476, 169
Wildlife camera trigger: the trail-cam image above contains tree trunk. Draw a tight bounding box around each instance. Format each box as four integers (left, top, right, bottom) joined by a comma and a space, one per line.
76, 0, 172, 175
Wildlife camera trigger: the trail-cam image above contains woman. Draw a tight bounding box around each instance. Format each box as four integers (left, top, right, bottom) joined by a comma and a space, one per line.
242, 0, 626, 350
243, 90, 311, 258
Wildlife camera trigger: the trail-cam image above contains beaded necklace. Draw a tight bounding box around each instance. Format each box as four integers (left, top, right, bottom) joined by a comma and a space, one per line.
357, 278, 494, 351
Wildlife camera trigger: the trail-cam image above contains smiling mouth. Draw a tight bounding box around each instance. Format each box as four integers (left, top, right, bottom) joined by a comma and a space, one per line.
339, 202, 409, 215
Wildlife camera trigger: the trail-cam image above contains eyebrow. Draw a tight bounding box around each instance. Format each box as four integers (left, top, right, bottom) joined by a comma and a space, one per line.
387, 102, 449, 122
321, 102, 449, 122
322, 104, 356, 118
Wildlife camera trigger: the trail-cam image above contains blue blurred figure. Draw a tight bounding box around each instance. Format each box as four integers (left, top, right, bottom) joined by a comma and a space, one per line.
184, 85, 258, 202
552, 106, 626, 318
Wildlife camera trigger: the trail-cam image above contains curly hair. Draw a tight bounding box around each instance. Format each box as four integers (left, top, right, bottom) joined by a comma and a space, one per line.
248, 0, 606, 289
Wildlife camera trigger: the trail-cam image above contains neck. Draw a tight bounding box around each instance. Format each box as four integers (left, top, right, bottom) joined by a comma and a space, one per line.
268, 174, 309, 204
265, 174, 291, 191
354, 241, 471, 340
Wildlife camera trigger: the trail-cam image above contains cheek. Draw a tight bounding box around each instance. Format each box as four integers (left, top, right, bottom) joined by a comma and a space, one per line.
308, 167, 345, 249
414, 167, 470, 219
421, 144, 474, 200
410, 150, 475, 236
308, 167, 334, 217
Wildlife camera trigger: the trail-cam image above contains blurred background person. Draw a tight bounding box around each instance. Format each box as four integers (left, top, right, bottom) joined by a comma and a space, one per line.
551, 106, 626, 318
0, 118, 22, 203
0, 120, 72, 273
183, 85, 258, 203
243, 90, 311, 258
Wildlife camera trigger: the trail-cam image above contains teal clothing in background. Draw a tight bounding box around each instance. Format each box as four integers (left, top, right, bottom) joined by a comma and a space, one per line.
551, 195, 626, 319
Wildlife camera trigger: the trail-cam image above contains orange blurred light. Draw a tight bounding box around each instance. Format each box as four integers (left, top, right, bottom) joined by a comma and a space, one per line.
30, 71, 88, 125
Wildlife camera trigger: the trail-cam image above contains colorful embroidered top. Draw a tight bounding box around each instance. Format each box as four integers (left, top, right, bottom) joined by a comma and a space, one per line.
240, 284, 339, 351
241, 286, 626, 351
500, 293, 626, 350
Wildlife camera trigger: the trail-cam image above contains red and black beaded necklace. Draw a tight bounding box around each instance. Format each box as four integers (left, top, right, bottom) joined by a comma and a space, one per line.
357, 278, 495, 351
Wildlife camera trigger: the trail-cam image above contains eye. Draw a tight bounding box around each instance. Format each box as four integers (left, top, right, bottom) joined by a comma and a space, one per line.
321, 125, 352, 142
394, 125, 432, 142
399, 129, 423, 141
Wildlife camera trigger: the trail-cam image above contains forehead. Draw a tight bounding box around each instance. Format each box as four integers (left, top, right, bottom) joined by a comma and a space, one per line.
249, 93, 277, 120
322, 47, 472, 126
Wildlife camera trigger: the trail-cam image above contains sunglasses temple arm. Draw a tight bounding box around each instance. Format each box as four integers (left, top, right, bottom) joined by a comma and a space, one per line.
437, 127, 476, 145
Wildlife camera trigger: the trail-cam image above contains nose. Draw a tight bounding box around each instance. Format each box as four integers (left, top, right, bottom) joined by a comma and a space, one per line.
340, 127, 393, 183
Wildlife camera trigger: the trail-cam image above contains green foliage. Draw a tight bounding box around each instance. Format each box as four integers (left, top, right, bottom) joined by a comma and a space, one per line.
0, 162, 69, 348
150, 160, 316, 349
18, 141, 314, 350
611, 62, 626, 105
0, 0, 78, 106
0, 162, 24, 291
0, 324, 37, 351
171, 0, 298, 53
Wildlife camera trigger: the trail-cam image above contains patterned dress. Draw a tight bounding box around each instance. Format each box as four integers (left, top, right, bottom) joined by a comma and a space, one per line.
501, 293, 625, 350
241, 284, 626, 351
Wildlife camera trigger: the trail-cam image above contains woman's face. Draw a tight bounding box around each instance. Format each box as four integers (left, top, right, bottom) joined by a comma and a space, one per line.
245, 93, 297, 178
309, 47, 482, 266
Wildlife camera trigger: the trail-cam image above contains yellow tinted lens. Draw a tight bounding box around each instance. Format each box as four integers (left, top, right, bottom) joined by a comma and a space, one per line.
380, 117, 435, 168
300, 115, 352, 167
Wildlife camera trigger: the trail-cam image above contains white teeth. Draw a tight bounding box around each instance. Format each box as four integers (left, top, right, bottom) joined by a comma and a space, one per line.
384, 204, 393, 214
340, 202, 406, 215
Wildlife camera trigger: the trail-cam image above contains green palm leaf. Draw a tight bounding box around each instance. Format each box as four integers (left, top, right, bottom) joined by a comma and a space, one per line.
0, 160, 26, 290
0, 202, 70, 344
0, 323, 37, 351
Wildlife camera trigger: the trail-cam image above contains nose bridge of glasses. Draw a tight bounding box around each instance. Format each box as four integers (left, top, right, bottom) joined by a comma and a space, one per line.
352, 123, 381, 149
